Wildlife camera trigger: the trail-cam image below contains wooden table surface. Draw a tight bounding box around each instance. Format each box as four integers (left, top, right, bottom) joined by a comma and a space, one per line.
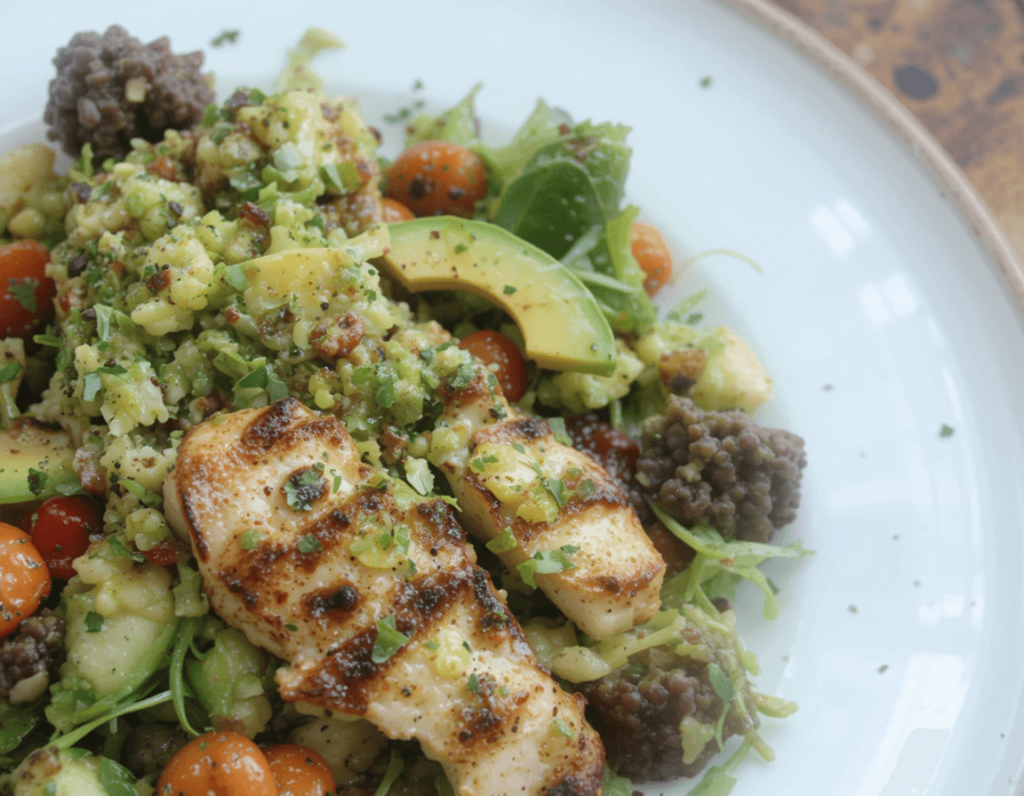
770, 0, 1024, 261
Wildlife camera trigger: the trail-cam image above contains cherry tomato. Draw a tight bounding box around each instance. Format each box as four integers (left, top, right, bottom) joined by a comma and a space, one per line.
384, 140, 487, 218
0, 240, 55, 340
0, 522, 51, 638
156, 732, 275, 796
630, 221, 673, 296
565, 415, 640, 482
263, 743, 336, 796
24, 496, 102, 580
381, 197, 416, 223
142, 537, 181, 567
645, 521, 696, 579
458, 330, 527, 402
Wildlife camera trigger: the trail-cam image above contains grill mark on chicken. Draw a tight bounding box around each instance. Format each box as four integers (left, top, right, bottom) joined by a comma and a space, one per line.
164, 401, 605, 796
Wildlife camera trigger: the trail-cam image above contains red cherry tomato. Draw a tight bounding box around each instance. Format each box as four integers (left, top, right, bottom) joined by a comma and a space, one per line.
25, 496, 102, 580
630, 222, 673, 296
142, 537, 180, 567
384, 140, 488, 218
263, 744, 336, 796
0, 523, 51, 638
458, 330, 527, 402
381, 197, 416, 223
565, 415, 640, 482
0, 240, 55, 340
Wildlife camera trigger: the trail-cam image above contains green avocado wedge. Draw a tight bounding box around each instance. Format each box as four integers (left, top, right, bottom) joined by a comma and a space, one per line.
377, 217, 617, 376
0, 422, 76, 504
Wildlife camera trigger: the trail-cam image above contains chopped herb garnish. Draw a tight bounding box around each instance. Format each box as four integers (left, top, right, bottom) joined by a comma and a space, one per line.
9, 281, 37, 313
84, 611, 104, 633
470, 454, 499, 473
32, 334, 61, 348
466, 673, 480, 693
372, 615, 411, 664
700, 76, 713, 88
211, 29, 240, 47
0, 362, 21, 383
502, 285, 517, 295
298, 534, 323, 554
939, 423, 955, 438
285, 623, 299, 632
485, 527, 517, 554
547, 417, 572, 446
878, 664, 889, 673
453, 243, 468, 254
425, 639, 440, 652
512, 442, 526, 454
543, 476, 567, 507
240, 530, 263, 550
516, 545, 579, 588
446, 362, 476, 392
575, 478, 596, 500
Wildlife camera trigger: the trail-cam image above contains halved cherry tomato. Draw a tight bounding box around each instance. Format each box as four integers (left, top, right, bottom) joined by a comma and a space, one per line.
24, 496, 102, 580
142, 537, 181, 567
156, 731, 276, 796
0, 240, 55, 339
384, 140, 487, 218
263, 743, 336, 796
458, 330, 527, 402
0, 523, 51, 638
565, 415, 640, 482
381, 197, 416, 223
630, 221, 673, 296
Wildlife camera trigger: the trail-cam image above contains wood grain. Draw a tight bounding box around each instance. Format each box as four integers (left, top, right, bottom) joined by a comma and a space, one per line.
770, 0, 1024, 260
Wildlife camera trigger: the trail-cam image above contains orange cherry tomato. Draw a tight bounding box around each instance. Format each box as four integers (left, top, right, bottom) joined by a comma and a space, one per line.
384, 140, 487, 218
458, 330, 527, 402
630, 221, 673, 296
0, 240, 55, 340
0, 523, 51, 638
156, 732, 276, 796
381, 197, 416, 223
25, 496, 102, 581
263, 743, 336, 796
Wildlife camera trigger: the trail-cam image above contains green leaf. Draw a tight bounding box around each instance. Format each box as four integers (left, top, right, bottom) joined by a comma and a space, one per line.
939, 423, 955, 438
10, 281, 38, 313
82, 372, 103, 402
84, 611, 104, 633
485, 527, 517, 554
94, 305, 114, 341
404, 84, 481, 148
240, 530, 263, 550
447, 362, 476, 392
542, 476, 567, 508
493, 160, 605, 260
0, 362, 21, 383
298, 534, 323, 554
547, 417, 572, 446
169, 617, 203, 737
0, 702, 39, 759
32, 333, 61, 348
98, 756, 138, 796
372, 616, 411, 664
371, 747, 406, 796
478, 98, 573, 186
516, 545, 579, 588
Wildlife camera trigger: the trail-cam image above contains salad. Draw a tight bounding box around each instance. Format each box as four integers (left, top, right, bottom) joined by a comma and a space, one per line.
0, 26, 808, 796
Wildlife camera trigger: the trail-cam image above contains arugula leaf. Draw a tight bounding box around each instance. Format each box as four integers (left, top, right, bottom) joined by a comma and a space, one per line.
493, 160, 604, 260
652, 503, 811, 620
371, 747, 406, 796
405, 84, 482, 148
98, 756, 138, 796
479, 98, 573, 186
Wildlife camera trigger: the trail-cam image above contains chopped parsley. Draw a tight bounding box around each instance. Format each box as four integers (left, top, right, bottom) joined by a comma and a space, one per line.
447, 363, 476, 392
84, 611, 104, 633
516, 545, 579, 588
551, 718, 575, 738
470, 454, 499, 473
0, 362, 21, 383
9, 281, 38, 313
466, 673, 480, 693
547, 417, 572, 446
502, 285, 517, 295
298, 534, 323, 554
453, 243, 468, 255
542, 476, 567, 507
372, 616, 410, 664
575, 478, 596, 500
939, 423, 955, 438
240, 530, 263, 550
211, 29, 240, 47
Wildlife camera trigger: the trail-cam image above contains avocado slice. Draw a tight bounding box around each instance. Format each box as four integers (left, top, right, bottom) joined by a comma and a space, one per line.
0, 421, 75, 504
377, 217, 617, 375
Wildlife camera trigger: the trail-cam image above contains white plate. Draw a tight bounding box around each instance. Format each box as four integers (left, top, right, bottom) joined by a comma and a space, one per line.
4, 2, 1024, 795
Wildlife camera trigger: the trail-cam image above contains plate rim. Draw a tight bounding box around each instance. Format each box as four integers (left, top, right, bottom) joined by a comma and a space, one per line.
724, 0, 1024, 314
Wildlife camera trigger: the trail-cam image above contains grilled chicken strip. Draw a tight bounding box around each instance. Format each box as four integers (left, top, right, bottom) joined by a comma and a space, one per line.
163, 398, 604, 796
414, 326, 665, 640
